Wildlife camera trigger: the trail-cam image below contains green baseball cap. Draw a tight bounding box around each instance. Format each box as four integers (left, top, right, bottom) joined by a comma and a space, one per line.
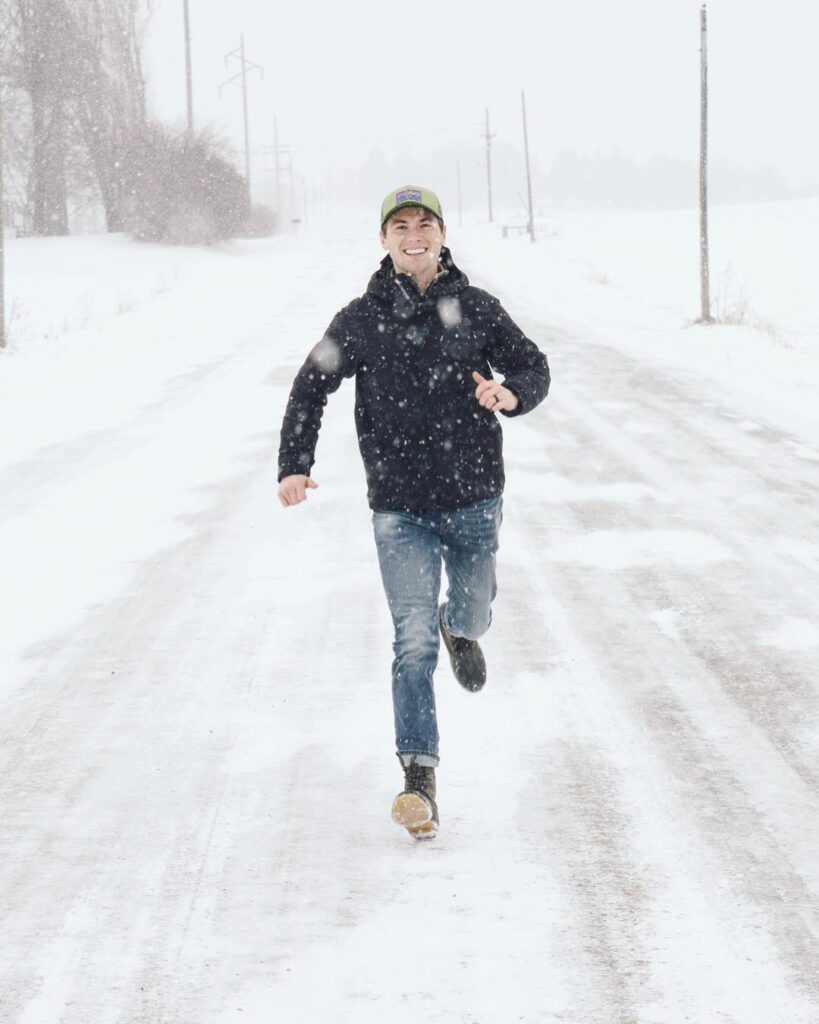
380, 185, 444, 227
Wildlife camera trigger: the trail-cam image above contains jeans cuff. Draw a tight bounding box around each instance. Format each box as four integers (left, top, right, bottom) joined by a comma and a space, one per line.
398, 750, 440, 768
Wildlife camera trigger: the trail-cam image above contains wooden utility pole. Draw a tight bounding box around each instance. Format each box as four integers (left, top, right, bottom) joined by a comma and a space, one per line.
239, 36, 251, 197
521, 89, 535, 242
483, 108, 494, 223
1, 83, 6, 349
183, 0, 193, 134
698, 4, 713, 323
220, 36, 263, 204
263, 136, 291, 218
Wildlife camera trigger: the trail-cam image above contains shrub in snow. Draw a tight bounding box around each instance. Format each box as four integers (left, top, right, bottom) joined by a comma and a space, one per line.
242, 204, 278, 238
711, 267, 750, 326
122, 125, 249, 245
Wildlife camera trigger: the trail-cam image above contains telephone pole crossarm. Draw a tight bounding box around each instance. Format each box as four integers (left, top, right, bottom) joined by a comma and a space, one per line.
219, 66, 264, 93
220, 62, 264, 85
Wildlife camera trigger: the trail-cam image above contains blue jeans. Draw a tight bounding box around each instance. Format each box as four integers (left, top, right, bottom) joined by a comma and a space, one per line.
372, 495, 503, 766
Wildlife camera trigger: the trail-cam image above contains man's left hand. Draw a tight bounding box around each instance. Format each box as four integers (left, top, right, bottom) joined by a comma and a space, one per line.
472, 371, 519, 413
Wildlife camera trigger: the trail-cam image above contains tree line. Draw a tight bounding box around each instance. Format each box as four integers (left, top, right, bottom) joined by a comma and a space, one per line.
0, 1, 269, 243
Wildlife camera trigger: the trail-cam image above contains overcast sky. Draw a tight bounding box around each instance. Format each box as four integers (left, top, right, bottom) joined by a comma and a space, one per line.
144, 0, 819, 216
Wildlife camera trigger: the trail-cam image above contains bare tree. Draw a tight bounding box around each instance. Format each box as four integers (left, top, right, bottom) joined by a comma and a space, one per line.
1, 78, 5, 349
15, 0, 75, 235
0, 0, 150, 235
0, 3, 31, 232
66, 0, 150, 232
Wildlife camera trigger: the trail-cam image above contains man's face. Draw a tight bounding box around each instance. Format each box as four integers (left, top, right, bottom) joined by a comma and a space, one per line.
380, 206, 446, 282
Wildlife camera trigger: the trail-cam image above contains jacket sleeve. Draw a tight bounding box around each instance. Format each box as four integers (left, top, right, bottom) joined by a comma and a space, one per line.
484, 296, 550, 417
277, 309, 358, 480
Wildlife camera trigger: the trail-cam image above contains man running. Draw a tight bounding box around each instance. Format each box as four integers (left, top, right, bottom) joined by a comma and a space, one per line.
278, 185, 550, 839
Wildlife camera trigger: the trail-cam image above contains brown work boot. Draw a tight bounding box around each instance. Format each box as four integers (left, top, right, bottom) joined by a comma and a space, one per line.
391, 755, 439, 840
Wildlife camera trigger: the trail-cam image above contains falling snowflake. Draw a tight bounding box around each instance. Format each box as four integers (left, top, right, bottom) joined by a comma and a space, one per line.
437, 297, 462, 328
309, 335, 342, 373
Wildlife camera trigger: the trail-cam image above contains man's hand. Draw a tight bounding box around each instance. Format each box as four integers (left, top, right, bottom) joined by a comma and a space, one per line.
278, 474, 319, 508
472, 371, 519, 413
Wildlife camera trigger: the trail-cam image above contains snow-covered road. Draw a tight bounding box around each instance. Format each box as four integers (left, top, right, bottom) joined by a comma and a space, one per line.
1, 229, 817, 1023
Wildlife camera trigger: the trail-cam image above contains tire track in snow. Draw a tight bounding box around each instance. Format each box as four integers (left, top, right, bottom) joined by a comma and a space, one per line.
512, 317, 818, 784
0, 457, 269, 1021
496, 309, 819, 1021
504, 537, 818, 1022
530, 742, 654, 1024
0, 355, 395, 1023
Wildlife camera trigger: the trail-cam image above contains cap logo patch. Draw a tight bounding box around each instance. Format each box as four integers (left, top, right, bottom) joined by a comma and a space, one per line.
395, 188, 422, 204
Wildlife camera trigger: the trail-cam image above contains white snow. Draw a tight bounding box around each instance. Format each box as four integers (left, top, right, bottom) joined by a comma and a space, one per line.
760, 618, 819, 652
649, 608, 683, 641
1, 200, 817, 1023
546, 528, 737, 569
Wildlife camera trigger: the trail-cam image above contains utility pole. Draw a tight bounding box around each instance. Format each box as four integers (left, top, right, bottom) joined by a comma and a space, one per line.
183, 0, 193, 134
483, 108, 494, 223
263, 138, 291, 219
220, 36, 263, 204
297, 174, 309, 229
0, 82, 5, 349
456, 160, 463, 227
521, 89, 535, 242
698, 4, 713, 323
239, 36, 251, 198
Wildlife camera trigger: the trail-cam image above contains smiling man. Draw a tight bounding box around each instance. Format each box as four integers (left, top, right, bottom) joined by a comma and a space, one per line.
277, 185, 550, 840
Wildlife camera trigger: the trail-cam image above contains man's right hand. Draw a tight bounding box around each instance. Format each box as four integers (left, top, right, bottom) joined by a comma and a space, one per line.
278, 474, 319, 508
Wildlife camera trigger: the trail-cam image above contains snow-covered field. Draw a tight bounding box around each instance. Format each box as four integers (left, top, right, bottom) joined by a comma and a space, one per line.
1, 200, 817, 1023
458, 199, 819, 443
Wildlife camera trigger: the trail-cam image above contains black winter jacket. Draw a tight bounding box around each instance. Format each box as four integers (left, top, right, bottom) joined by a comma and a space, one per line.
277, 247, 550, 513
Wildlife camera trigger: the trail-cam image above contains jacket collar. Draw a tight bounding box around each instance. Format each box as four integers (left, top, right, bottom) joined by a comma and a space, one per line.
366, 246, 468, 313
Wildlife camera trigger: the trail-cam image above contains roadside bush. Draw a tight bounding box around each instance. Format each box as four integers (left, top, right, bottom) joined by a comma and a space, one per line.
242, 203, 277, 238
123, 124, 249, 244
711, 266, 750, 325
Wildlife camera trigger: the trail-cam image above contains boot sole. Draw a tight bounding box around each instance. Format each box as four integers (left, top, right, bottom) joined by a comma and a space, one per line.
391, 792, 438, 839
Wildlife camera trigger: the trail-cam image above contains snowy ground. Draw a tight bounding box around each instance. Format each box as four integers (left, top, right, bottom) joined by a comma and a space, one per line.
0, 201, 817, 1023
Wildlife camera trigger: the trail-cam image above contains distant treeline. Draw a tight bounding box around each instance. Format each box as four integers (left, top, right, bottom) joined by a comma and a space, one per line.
543, 150, 798, 210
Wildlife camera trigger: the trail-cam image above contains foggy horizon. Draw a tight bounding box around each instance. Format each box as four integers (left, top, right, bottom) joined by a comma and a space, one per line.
143, 0, 819, 218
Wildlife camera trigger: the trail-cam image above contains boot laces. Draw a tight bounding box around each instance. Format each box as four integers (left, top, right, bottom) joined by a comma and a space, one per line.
404, 757, 435, 800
